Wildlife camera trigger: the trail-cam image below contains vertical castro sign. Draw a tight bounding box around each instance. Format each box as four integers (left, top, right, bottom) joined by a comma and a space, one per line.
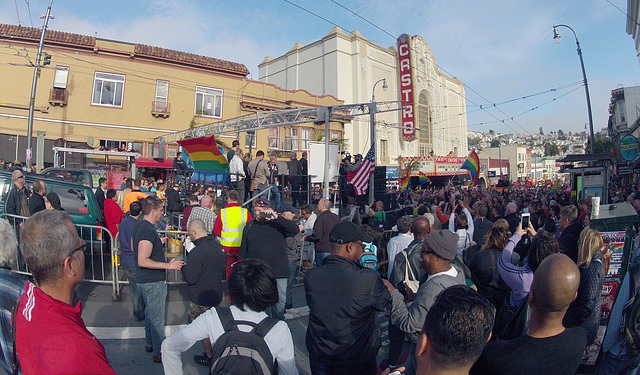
397, 34, 416, 141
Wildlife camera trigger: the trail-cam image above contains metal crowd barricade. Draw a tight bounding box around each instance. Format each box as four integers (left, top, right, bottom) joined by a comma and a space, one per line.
0, 213, 119, 301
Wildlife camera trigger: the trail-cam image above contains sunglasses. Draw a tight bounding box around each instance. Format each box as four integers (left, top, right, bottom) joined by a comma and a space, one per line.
68, 241, 89, 258
16, 175, 24, 179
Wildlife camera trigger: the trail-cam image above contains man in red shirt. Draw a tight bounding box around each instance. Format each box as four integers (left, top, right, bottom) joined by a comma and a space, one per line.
15, 210, 116, 374
214, 190, 252, 279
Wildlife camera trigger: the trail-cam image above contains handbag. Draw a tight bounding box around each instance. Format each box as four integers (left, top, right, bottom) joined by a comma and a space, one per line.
403, 251, 420, 294
494, 293, 531, 340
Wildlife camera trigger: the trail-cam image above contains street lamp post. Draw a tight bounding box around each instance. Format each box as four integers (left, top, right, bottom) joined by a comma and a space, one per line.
553, 24, 595, 155
369, 78, 387, 204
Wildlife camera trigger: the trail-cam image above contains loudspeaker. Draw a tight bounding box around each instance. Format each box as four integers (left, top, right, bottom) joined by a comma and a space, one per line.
374, 166, 387, 193
375, 192, 398, 211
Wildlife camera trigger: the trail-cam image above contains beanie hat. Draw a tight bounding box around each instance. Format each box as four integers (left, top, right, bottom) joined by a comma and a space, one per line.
423, 230, 459, 261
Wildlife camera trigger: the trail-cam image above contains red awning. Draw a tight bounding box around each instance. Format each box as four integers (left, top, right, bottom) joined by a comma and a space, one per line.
136, 158, 173, 169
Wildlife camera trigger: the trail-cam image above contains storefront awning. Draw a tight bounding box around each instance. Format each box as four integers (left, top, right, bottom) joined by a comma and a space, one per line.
136, 158, 173, 169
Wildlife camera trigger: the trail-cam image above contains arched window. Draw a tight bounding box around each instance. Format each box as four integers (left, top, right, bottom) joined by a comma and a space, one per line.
417, 90, 432, 156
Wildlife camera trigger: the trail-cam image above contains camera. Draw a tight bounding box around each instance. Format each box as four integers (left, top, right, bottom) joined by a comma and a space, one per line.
259, 211, 271, 219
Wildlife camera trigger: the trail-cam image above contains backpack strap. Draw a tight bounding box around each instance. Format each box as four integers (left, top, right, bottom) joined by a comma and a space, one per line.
253, 315, 278, 339
216, 306, 239, 333
12, 293, 24, 375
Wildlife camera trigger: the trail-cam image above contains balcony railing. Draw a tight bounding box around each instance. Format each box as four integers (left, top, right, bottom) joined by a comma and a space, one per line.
151, 101, 171, 118
49, 88, 68, 106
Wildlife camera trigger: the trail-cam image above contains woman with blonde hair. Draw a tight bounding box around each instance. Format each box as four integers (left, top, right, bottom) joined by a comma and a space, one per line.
468, 222, 511, 309
563, 228, 606, 344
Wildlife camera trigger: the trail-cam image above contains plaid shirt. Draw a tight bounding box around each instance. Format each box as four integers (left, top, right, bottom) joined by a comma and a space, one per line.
186, 206, 217, 234
0, 268, 28, 374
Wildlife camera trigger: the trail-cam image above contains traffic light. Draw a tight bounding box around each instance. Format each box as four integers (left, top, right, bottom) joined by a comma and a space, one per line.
42, 52, 51, 66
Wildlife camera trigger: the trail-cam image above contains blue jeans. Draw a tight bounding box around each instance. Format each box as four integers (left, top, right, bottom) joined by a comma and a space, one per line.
266, 277, 287, 320
595, 350, 640, 375
286, 259, 299, 310
315, 252, 330, 268
122, 266, 145, 321
138, 281, 167, 356
269, 183, 281, 210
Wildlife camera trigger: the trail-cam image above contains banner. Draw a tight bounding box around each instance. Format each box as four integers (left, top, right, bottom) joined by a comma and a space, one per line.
397, 34, 416, 141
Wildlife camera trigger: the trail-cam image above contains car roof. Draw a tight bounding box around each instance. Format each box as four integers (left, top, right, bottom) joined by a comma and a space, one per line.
0, 170, 90, 189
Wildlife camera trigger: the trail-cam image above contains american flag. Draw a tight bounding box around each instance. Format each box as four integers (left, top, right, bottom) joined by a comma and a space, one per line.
352, 144, 375, 195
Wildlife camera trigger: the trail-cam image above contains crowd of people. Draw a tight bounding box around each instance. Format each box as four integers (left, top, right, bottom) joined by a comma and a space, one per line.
5, 145, 640, 374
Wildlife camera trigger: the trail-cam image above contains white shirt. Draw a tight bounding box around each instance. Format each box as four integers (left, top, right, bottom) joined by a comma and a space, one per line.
161, 305, 299, 375
386, 232, 414, 280
426, 265, 459, 283
229, 154, 245, 182
448, 208, 475, 255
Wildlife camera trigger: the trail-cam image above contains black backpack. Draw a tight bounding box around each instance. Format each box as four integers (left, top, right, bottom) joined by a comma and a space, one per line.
210, 307, 279, 375
621, 258, 640, 356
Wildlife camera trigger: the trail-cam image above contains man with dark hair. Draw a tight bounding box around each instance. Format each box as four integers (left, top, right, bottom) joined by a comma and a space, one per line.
287, 151, 302, 207
119, 200, 144, 321
173, 151, 188, 171
229, 148, 245, 204
384, 285, 495, 375
306, 222, 390, 374
181, 194, 200, 231
123, 178, 147, 214
28, 178, 46, 215
133, 196, 185, 363
162, 258, 298, 375
5, 169, 30, 216
240, 199, 299, 320
166, 183, 183, 213
214, 190, 252, 279
557, 205, 583, 263
15, 210, 116, 374
226, 139, 240, 162
386, 215, 414, 280
247, 150, 270, 195
306, 198, 340, 267
384, 230, 466, 374
471, 253, 586, 375
95, 177, 107, 212
473, 205, 493, 248
183, 219, 228, 367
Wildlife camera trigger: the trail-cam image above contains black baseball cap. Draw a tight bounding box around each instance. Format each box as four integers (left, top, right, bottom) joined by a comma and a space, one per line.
329, 222, 372, 244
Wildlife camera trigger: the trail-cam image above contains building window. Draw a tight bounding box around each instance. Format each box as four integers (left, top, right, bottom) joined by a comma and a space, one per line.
195, 86, 223, 118
618, 101, 626, 123
53, 66, 69, 89
92, 72, 125, 107
155, 80, 169, 109
290, 128, 299, 150
246, 131, 256, 148
269, 128, 279, 149
100, 139, 126, 150
301, 128, 311, 149
419, 145, 429, 157
380, 139, 388, 161
331, 131, 341, 141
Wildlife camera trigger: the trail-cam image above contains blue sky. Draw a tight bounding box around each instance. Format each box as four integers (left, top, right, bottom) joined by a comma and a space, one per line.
3, 0, 639, 136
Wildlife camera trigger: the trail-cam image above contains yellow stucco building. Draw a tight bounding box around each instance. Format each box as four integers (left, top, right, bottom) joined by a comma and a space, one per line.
0, 24, 345, 168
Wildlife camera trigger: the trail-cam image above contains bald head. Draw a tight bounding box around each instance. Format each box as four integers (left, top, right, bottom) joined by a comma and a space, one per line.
318, 199, 331, 212
530, 253, 580, 314
187, 219, 207, 240
200, 195, 213, 209
411, 216, 431, 239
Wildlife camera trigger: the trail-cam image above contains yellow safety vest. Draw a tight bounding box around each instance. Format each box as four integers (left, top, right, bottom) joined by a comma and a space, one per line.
220, 206, 248, 248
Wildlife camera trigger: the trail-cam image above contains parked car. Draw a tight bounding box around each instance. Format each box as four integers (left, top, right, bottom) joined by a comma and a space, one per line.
0, 171, 107, 252
40, 168, 96, 188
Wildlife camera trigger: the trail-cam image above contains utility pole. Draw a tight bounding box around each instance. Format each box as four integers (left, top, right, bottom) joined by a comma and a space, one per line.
26, 0, 54, 170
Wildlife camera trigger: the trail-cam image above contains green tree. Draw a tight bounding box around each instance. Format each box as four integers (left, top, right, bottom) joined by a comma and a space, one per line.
544, 142, 560, 156
490, 139, 500, 148
557, 129, 564, 136
539, 127, 544, 135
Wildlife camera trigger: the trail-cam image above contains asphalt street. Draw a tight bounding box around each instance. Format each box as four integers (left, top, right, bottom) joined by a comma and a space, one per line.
77, 280, 400, 375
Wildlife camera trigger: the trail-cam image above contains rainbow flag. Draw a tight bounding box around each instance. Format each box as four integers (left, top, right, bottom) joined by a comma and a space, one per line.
177, 135, 229, 172
460, 150, 480, 187
400, 169, 410, 191
550, 179, 560, 194
418, 172, 430, 184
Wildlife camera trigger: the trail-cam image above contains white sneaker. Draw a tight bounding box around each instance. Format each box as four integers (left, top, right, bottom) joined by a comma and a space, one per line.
286, 308, 300, 314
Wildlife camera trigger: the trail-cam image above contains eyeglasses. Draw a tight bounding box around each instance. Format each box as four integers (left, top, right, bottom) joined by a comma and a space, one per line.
419, 249, 434, 257
68, 240, 89, 258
